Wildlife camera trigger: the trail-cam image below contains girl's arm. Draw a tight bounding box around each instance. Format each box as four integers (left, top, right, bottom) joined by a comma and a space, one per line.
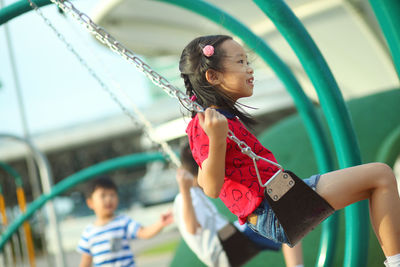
197, 109, 228, 198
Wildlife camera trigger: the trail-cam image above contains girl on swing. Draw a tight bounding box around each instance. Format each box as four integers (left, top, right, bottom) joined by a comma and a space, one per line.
179, 35, 400, 267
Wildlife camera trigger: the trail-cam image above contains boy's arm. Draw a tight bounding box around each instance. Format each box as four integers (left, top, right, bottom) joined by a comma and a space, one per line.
136, 211, 173, 239
197, 109, 228, 198
176, 168, 201, 234
79, 253, 92, 267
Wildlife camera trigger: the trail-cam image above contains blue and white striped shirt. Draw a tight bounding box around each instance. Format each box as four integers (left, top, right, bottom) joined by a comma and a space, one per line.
77, 215, 141, 267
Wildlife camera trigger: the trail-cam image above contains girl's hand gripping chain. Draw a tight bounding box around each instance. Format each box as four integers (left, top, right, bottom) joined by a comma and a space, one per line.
197, 108, 228, 198
197, 108, 229, 141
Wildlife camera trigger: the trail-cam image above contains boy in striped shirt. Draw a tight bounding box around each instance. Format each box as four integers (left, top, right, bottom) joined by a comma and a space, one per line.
77, 177, 173, 267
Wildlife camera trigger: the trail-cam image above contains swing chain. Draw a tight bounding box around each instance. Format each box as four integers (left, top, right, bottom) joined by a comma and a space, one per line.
227, 128, 285, 187
227, 130, 282, 169
31, 0, 284, 187
43, 0, 205, 114
26, 0, 181, 167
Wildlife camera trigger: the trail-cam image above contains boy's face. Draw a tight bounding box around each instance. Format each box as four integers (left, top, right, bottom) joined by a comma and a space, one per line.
87, 187, 118, 218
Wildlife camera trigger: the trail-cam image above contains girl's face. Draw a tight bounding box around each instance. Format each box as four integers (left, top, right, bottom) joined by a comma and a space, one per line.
217, 39, 254, 101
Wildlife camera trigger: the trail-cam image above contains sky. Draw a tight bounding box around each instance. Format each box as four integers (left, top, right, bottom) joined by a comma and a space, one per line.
0, 0, 151, 137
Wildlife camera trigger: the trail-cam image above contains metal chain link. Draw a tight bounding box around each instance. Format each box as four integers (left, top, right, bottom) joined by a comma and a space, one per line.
27, 0, 283, 186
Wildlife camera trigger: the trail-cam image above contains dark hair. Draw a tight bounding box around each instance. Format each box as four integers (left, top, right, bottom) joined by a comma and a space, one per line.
180, 141, 198, 176
179, 35, 256, 126
86, 176, 117, 198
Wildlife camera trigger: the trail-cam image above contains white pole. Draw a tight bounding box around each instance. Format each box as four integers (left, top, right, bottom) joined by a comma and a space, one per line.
0, 9, 67, 263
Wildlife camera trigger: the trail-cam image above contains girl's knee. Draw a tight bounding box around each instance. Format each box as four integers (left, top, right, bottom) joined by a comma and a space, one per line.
372, 162, 396, 188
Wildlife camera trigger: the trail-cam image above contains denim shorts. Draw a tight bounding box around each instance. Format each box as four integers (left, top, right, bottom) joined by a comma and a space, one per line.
247, 174, 321, 245
233, 221, 281, 251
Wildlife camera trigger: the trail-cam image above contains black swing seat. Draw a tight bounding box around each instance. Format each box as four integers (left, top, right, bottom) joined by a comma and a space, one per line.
217, 223, 261, 267
264, 170, 335, 247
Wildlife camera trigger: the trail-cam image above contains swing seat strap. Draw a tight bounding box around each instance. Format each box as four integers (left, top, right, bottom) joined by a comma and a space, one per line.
264, 170, 334, 247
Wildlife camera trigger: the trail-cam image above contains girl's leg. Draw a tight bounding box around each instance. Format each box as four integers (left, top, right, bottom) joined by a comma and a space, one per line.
316, 162, 400, 256
282, 242, 303, 267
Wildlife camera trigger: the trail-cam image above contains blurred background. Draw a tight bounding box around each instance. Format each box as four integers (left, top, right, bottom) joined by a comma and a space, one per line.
0, 0, 399, 266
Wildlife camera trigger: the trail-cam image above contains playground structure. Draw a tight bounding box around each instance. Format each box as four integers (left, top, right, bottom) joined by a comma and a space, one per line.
0, 161, 35, 267
0, 0, 399, 266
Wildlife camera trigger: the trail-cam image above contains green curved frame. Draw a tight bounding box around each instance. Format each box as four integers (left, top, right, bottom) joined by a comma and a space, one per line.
0, 162, 23, 187
377, 125, 400, 166
0, 0, 49, 24
253, 1, 369, 266
0, 152, 166, 250
369, 0, 400, 79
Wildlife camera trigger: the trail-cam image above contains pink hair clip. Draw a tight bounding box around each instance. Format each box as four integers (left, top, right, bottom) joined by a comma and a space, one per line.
202, 45, 214, 57
190, 95, 197, 101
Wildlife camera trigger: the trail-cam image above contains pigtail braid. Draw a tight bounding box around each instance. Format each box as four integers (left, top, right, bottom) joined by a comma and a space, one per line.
181, 74, 193, 96
180, 73, 198, 117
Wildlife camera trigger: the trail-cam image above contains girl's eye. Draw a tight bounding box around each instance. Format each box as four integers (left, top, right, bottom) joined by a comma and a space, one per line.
238, 59, 251, 66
